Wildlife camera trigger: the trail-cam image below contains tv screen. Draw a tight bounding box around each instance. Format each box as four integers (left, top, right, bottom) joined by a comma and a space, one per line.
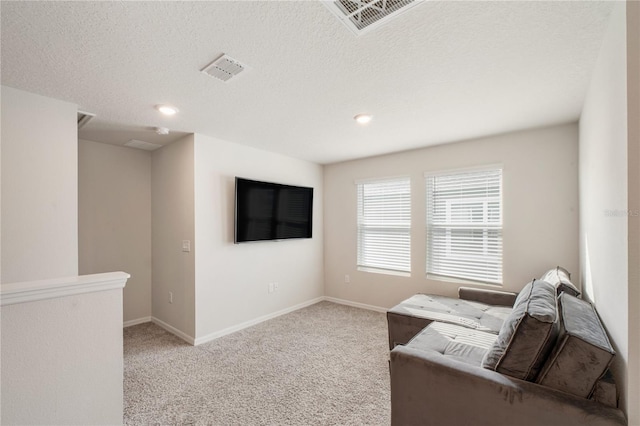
234, 177, 313, 243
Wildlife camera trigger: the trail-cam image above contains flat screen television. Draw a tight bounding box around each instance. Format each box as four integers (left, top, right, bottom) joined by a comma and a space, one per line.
234, 177, 313, 243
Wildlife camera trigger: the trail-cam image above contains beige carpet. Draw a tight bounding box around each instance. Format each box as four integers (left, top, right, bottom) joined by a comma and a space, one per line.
124, 301, 391, 425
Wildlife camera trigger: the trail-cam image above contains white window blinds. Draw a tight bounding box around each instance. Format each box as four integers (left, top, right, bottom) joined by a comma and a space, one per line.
426, 168, 502, 284
357, 178, 411, 274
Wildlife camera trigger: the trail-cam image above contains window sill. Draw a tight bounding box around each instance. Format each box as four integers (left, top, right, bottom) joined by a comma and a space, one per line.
358, 266, 411, 278
426, 273, 502, 288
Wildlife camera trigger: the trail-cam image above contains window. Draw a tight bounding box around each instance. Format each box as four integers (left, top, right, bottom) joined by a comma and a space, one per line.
425, 168, 502, 284
357, 177, 411, 275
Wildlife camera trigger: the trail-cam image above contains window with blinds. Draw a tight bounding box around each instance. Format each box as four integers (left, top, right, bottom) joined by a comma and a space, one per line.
425, 168, 502, 284
357, 177, 411, 274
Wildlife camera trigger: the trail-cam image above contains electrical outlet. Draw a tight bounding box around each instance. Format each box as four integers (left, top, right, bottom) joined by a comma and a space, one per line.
169, 291, 173, 304
344, 275, 350, 283
182, 240, 191, 252
268, 283, 274, 293
274, 282, 279, 291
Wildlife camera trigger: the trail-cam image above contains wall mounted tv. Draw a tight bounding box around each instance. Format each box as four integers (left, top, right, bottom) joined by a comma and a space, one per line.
234, 177, 313, 243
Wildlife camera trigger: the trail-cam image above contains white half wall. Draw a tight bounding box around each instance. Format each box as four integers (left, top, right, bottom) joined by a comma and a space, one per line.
151, 135, 196, 339
193, 134, 324, 340
1, 273, 128, 425
324, 123, 579, 308
79, 140, 152, 323
1, 86, 78, 282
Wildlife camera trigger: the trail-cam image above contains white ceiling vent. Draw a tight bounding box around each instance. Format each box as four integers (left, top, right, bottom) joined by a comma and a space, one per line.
201, 54, 246, 82
323, 0, 423, 35
77, 110, 95, 129
124, 139, 162, 151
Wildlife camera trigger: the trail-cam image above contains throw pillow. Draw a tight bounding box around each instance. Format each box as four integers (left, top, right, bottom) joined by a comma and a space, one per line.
481, 279, 559, 381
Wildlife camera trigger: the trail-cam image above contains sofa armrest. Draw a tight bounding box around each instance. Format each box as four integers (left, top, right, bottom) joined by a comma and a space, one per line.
458, 286, 518, 306
390, 345, 626, 426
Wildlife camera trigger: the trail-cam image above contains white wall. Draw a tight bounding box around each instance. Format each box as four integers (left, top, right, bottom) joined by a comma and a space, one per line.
1, 280, 125, 425
324, 123, 579, 308
78, 140, 152, 324
151, 135, 196, 339
193, 134, 324, 341
1, 86, 78, 282
579, 1, 635, 418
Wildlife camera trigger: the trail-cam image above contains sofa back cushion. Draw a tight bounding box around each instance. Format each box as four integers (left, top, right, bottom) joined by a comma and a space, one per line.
481, 279, 558, 381
536, 293, 615, 398
540, 266, 581, 297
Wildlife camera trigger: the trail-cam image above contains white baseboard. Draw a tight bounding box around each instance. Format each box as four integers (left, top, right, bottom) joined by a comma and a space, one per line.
151, 316, 195, 345
123, 316, 152, 328
322, 296, 387, 313
193, 296, 325, 346
135, 296, 384, 346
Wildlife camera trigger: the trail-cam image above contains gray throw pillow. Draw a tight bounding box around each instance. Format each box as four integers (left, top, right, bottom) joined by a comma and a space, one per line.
540, 266, 581, 297
481, 279, 559, 381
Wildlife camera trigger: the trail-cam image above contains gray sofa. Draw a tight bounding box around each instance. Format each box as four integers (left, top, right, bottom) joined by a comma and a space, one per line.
388, 268, 627, 426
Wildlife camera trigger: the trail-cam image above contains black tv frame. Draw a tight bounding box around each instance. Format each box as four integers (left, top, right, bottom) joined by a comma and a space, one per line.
234, 177, 313, 243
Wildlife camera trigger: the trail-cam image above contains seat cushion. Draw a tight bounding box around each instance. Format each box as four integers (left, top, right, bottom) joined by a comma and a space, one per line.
540, 266, 581, 297
481, 279, 559, 381
387, 293, 511, 349
406, 321, 497, 366
389, 294, 511, 332
536, 293, 615, 398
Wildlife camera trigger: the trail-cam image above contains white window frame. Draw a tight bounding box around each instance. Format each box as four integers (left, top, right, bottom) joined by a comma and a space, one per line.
425, 166, 503, 285
356, 176, 411, 276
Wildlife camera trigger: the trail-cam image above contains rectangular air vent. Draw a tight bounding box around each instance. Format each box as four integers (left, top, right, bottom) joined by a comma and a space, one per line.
124, 139, 162, 151
323, 0, 423, 35
201, 54, 246, 82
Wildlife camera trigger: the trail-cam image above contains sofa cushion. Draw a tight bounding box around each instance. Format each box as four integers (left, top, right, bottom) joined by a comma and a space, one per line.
540, 266, 581, 297
387, 293, 512, 349
388, 294, 511, 333
481, 279, 559, 381
407, 321, 497, 366
536, 293, 615, 399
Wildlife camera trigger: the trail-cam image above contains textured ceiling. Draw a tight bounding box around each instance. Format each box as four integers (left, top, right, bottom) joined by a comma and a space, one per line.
1, 1, 614, 164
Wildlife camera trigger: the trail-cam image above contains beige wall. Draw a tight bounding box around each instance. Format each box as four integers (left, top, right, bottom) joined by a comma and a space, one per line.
324, 123, 579, 308
193, 134, 324, 341
78, 140, 152, 324
1, 86, 78, 283
151, 135, 196, 339
1, 284, 125, 425
626, 1, 640, 423
579, 1, 636, 419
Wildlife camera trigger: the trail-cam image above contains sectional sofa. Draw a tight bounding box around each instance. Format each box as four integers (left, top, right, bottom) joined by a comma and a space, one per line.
388, 268, 627, 425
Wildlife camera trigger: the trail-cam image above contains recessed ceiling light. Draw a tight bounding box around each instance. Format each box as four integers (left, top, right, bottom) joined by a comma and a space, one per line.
155, 104, 179, 116
354, 114, 372, 125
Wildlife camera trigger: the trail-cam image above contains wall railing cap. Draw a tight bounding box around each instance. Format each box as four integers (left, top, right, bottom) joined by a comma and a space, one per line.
1, 272, 130, 306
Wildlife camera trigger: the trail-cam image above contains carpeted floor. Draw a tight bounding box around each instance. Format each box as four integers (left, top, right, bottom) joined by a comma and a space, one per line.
123, 301, 391, 425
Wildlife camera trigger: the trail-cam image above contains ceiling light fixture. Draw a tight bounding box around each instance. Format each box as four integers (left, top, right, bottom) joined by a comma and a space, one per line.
155, 104, 179, 116
354, 114, 372, 125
